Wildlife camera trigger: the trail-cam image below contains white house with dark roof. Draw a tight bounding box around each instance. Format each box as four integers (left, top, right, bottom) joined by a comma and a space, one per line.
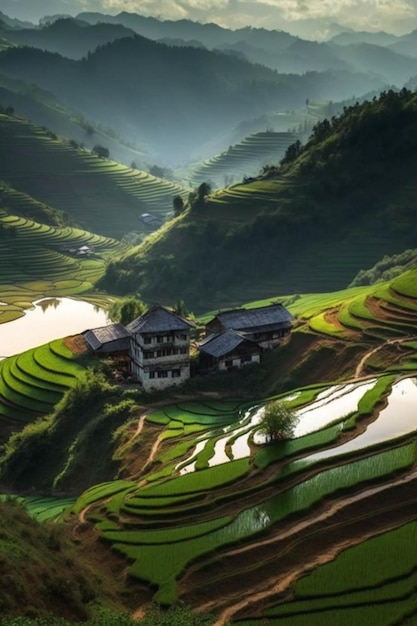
127, 305, 195, 391
205, 303, 294, 350
199, 329, 261, 372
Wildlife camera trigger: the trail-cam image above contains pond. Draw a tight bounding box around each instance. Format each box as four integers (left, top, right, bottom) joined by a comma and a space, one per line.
0, 297, 110, 357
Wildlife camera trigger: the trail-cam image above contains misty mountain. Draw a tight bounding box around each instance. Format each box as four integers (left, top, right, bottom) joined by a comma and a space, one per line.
0, 17, 137, 60
0, 35, 386, 164
330, 30, 399, 46
0, 11, 34, 30
388, 30, 417, 59
75, 12, 417, 86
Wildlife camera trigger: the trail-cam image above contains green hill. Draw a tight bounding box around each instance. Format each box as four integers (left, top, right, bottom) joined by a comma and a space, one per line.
0, 113, 190, 239
99, 89, 417, 312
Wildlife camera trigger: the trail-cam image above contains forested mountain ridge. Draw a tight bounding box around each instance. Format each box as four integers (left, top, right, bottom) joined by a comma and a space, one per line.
0, 32, 386, 163
99, 89, 417, 311
0, 17, 137, 60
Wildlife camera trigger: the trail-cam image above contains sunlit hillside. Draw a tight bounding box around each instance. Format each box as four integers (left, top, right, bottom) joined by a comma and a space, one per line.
0, 113, 190, 239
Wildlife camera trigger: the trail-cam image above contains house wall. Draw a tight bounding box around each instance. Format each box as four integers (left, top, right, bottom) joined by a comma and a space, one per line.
130, 330, 191, 389
218, 352, 260, 371
248, 327, 291, 349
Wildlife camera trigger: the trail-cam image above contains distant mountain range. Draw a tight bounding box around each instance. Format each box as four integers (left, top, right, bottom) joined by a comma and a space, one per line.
0, 31, 387, 165
1, 10, 417, 165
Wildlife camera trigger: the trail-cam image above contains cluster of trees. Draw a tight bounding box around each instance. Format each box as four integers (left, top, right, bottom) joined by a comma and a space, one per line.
0, 104, 14, 116
92, 144, 110, 159
349, 248, 417, 287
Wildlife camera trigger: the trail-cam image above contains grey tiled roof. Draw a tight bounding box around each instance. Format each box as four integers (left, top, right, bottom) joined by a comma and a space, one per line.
83, 323, 130, 350
199, 330, 258, 358
211, 303, 294, 331
127, 306, 194, 334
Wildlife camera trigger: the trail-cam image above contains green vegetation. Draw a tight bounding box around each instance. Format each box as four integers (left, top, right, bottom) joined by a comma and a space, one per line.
99, 89, 417, 311
261, 522, 417, 626
0, 369, 137, 492
0, 339, 87, 428
0, 114, 190, 239
257, 399, 299, 441
189, 131, 299, 187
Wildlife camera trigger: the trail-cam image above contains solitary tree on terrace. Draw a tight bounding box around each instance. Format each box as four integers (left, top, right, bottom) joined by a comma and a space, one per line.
258, 400, 299, 442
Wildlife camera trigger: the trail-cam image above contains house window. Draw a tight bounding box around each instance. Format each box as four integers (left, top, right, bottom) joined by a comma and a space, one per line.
158, 371, 168, 378
144, 337, 152, 344
149, 371, 155, 379
157, 336, 163, 343
225, 360, 233, 368
172, 369, 181, 378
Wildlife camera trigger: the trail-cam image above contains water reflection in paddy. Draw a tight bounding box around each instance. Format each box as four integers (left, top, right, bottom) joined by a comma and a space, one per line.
303, 377, 417, 464
0, 297, 109, 357
294, 380, 378, 437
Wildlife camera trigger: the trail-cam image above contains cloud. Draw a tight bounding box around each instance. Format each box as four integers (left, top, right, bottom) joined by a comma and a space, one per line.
2, 0, 417, 35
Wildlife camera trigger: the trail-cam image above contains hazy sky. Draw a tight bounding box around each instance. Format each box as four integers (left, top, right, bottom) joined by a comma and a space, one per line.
1, 0, 417, 38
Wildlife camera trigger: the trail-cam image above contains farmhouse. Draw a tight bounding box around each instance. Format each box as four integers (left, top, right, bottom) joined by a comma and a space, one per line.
83, 323, 130, 354
205, 303, 294, 350
199, 330, 261, 373
127, 305, 195, 391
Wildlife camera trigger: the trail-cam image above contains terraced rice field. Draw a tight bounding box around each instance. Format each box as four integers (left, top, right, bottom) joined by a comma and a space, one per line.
0, 114, 190, 238
280, 270, 417, 362
0, 208, 123, 321
0, 338, 86, 432
189, 132, 299, 187
72, 373, 417, 612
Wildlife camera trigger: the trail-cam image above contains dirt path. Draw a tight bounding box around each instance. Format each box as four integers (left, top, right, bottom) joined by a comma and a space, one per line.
354, 335, 417, 378
141, 433, 163, 473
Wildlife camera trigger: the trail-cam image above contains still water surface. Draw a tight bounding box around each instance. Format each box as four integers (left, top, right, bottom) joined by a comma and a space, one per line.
0, 297, 109, 357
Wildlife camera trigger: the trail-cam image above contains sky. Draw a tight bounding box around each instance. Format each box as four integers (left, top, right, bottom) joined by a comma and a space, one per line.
1, 0, 417, 39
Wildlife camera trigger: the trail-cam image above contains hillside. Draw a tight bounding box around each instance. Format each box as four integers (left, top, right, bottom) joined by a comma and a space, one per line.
0, 36, 386, 164
0, 112, 190, 239
99, 88, 417, 312
188, 131, 300, 187
0, 73, 149, 167
0, 267, 417, 621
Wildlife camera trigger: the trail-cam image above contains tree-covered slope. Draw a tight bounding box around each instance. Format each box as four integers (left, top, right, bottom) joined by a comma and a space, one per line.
99, 89, 417, 311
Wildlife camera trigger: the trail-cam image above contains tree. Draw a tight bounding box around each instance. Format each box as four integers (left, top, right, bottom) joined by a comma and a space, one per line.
173, 194, 185, 216
109, 296, 146, 325
92, 144, 109, 159
257, 400, 299, 442
197, 181, 211, 201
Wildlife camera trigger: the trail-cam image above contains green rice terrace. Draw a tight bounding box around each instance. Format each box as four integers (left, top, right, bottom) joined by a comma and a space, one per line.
0, 113, 190, 239
0, 337, 88, 439
188, 131, 299, 187
0, 268, 414, 622
0, 207, 124, 322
